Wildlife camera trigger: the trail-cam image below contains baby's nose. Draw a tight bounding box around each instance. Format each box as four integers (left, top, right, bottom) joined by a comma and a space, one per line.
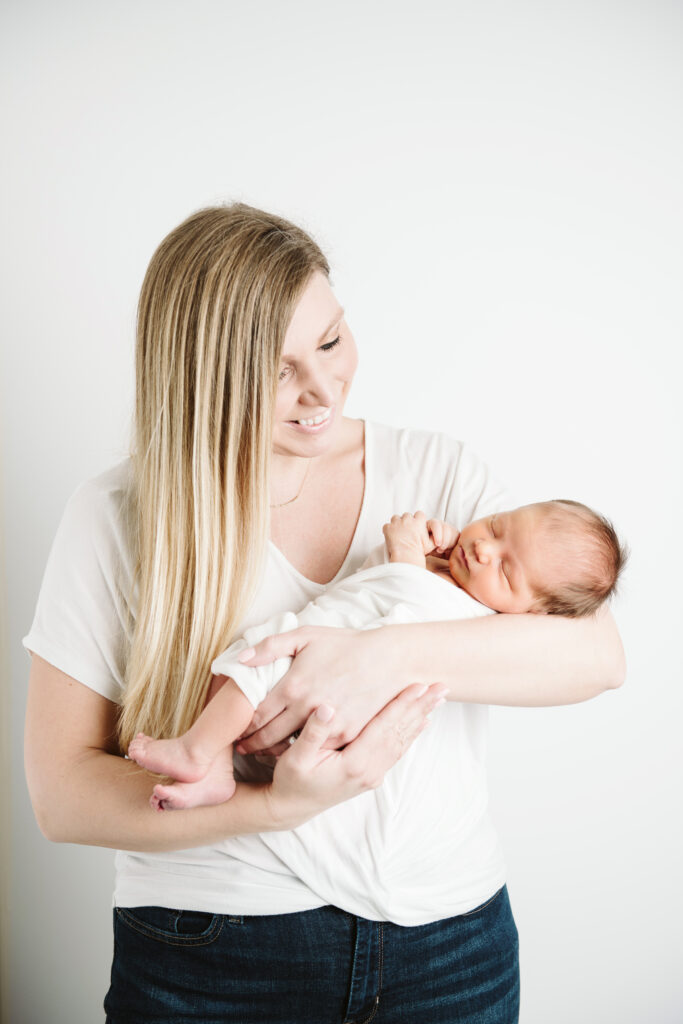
474, 539, 492, 564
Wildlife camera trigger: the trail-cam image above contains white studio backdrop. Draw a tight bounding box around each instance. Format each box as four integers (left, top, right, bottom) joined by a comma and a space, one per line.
1, 1, 681, 1022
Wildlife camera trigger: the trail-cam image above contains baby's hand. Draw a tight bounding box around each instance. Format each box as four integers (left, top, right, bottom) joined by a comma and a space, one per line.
426, 518, 460, 555
383, 511, 432, 566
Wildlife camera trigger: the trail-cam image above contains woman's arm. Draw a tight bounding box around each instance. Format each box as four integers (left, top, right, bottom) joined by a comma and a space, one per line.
24, 655, 445, 852
235, 606, 625, 753
397, 603, 625, 704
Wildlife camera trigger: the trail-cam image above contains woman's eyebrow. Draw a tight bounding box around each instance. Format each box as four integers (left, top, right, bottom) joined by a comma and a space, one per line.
317, 308, 344, 342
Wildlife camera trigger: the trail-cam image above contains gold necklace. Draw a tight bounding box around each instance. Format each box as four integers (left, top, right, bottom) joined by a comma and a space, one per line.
269, 459, 312, 509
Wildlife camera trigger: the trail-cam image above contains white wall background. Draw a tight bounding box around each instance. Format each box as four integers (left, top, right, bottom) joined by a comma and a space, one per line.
1, 1, 681, 1021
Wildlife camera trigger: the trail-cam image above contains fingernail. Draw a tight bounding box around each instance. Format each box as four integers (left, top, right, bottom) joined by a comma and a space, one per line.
316, 704, 335, 723
238, 648, 256, 663
433, 697, 447, 709
414, 684, 428, 698
434, 686, 449, 699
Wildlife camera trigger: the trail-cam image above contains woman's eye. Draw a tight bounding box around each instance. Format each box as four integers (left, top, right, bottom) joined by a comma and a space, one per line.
321, 337, 340, 352
278, 365, 293, 383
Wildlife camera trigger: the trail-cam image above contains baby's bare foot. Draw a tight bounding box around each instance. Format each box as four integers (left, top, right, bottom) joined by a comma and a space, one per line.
128, 732, 210, 782
150, 749, 237, 810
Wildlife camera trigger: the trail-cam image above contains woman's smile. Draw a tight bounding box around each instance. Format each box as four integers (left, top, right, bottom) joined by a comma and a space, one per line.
287, 405, 334, 432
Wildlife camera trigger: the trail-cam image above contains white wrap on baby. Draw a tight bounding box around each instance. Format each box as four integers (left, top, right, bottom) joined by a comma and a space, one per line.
211, 559, 506, 925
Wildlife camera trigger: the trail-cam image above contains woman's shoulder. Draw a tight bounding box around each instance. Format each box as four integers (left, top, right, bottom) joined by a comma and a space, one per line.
364, 421, 509, 527
69, 458, 133, 507
366, 420, 469, 475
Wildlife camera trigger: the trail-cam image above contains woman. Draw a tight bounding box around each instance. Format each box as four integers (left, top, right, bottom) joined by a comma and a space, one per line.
24, 204, 625, 1023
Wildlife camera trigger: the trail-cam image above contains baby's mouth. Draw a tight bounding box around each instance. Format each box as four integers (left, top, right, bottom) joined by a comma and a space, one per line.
459, 546, 469, 571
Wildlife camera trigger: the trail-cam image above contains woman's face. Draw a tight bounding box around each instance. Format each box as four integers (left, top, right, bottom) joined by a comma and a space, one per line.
272, 271, 358, 458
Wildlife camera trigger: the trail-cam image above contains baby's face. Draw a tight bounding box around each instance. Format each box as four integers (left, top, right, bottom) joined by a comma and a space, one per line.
447, 505, 551, 613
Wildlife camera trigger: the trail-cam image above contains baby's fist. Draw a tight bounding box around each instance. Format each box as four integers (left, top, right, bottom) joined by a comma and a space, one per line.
427, 518, 459, 554
383, 511, 432, 563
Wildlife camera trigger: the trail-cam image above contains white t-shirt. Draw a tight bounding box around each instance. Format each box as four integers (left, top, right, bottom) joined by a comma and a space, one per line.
211, 561, 503, 924
24, 420, 511, 922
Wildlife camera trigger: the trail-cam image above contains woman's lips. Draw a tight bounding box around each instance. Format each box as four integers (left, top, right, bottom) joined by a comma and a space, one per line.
287, 406, 335, 434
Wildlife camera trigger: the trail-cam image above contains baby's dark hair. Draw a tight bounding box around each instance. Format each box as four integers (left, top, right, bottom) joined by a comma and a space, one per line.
530, 500, 627, 618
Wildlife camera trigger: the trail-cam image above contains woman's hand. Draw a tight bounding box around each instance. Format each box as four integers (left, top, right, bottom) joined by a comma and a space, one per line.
235, 625, 407, 755
234, 606, 626, 757
265, 682, 448, 829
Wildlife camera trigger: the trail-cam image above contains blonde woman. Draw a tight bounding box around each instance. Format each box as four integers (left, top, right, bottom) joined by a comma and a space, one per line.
24, 204, 625, 1023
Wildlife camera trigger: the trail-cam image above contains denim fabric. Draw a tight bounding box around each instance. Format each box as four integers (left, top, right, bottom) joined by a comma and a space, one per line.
104, 885, 519, 1023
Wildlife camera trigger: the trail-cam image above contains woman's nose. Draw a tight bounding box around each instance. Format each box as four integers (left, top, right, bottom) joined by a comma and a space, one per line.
299, 366, 335, 406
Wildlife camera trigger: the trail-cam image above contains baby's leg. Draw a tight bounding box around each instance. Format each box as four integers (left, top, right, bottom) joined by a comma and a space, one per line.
128, 677, 254, 782
151, 744, 237, 811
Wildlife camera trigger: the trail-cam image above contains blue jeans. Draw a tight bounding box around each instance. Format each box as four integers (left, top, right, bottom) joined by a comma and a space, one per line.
104, 886, 519, 1023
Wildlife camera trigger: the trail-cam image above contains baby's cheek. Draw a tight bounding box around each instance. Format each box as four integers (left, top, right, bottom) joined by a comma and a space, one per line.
475, 578, 500, 611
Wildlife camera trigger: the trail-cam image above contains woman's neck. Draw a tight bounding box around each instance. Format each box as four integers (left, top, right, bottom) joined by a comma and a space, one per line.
269, 454, 314, 508
269, 416, 358, 504
268, 417, 365, 584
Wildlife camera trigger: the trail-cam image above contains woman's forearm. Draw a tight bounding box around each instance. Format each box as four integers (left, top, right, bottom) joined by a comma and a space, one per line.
390, 605, 626, 706
36, 748, 284, 852
26, 656, 445, 851
235, 608, 625, 752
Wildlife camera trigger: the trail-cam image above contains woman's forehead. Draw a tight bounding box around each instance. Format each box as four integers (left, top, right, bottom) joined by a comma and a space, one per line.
283, 273, 343, 352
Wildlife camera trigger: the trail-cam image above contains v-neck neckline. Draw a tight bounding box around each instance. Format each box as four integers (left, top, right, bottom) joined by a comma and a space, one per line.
268, 420, 371, 589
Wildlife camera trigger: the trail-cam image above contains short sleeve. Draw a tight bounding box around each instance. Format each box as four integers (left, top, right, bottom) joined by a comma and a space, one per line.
22, 463, 136, 704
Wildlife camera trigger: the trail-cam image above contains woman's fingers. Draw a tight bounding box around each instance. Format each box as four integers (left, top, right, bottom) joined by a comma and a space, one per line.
269, 687, 448, 827
290, 704, 336, 762
255, 740, 292, 758
238, 628, 310, 668
339, 682, 448, 783
235, 707, 302, 754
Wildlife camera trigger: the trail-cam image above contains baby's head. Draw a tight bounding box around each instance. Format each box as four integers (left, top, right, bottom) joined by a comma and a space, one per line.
448, 500, 626, 616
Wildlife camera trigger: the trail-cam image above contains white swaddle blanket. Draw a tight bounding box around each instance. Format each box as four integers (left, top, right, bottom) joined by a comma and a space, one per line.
211, 559, 507, 925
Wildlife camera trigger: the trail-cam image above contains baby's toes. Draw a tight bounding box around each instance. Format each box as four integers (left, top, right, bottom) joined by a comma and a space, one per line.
150, 791, 165, 812
128, 733, 150, 760
152, 783, 185, 811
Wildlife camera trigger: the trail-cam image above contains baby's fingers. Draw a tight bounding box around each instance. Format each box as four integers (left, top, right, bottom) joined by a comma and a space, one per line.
427, 519, 445, 551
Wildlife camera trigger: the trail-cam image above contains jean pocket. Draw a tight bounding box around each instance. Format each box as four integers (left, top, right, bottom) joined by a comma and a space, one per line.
115, 906, 223, 946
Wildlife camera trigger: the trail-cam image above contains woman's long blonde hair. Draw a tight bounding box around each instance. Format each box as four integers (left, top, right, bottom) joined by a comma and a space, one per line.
117, 203, 329, 751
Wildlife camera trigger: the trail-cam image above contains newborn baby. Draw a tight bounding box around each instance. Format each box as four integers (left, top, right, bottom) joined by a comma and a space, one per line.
128, 499, 626, 811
